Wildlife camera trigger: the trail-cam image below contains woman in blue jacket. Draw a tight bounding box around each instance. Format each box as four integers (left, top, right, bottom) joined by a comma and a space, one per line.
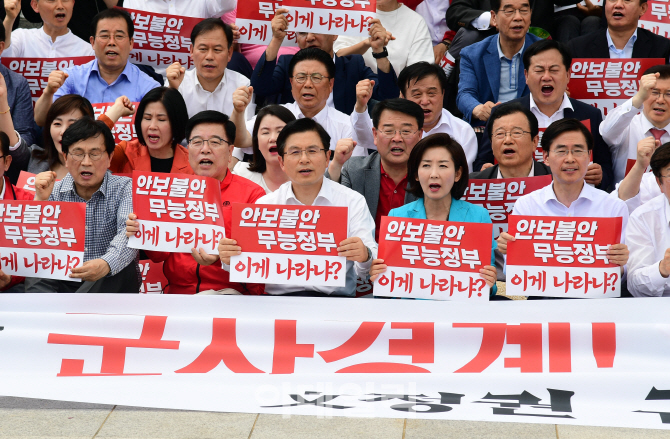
370, 133, 498, 296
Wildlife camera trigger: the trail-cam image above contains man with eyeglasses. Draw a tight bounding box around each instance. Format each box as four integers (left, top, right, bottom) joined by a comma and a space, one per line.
219, 118, 377, 297
567, 0, 670, 61
33, 7, 161, 127
457, 0, 541, 126
30, 117, 139, 293
327, 99, 423, 241
126, 110, 266, 295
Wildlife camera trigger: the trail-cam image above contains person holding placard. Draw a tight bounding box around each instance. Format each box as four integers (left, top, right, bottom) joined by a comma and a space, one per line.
218, 118, 377, 297
369, 132, 499, 297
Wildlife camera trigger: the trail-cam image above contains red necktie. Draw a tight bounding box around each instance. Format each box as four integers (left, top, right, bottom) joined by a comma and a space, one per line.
650, 128, 666, 143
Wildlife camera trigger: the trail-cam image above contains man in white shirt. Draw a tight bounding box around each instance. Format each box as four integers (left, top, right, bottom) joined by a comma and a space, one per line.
166, 18, 249, 120
231, 48, 357, 164
601, 65, 670, 185
352, 62, 478, 171
497, 118, 629, 273
2, 0, 94, 58
626, 143, 670, 297
218, 118, 377, 297
120, 0, 235, 17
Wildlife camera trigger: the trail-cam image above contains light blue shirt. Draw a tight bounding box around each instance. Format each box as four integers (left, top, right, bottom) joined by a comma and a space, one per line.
606, 28, 637, 59
497, 35, 525, 103
53, 59, 161, 103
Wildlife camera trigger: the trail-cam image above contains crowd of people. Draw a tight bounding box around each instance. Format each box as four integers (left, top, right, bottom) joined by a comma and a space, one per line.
0, 0, 668, 298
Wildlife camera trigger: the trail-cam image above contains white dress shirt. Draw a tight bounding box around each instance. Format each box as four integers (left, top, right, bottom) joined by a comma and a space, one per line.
614, 171, 661, 214
351, 107, 478, 172
512, 182, 629, 242
177, 68, 250, 119
626, 193, 670, 296
122, 0, 235, 17
415, 0, 450, 45
530, 93, 573, 128
472, 12, 492, 30
250, 178, 377, 296
3, 27, 94, 58
599, 97, 670, 184
606, 29, 637, 59
232, 161, 271, 194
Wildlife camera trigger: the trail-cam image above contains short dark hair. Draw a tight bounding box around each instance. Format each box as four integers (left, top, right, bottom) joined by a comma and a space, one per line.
135, 87, 188, 148
249, 105, 296, 173
36, 94, 95, 169
371, 98, 424, 131
276, 118, 331, 158
406, 133, 469, 199
491, 0, 531, 12
191, 17, 233, 49
651, 142, 670, 179
523, 39, 572, 71
397, 62, 447, 96
288, 48, 336, 79
91, 7, 134, 39
0, 131, 10, 157
643, 64, 670, 80
487, 101, 539, 140
540, 118, 593, 152
61, 117, 115, 156
185, 110, 236, 145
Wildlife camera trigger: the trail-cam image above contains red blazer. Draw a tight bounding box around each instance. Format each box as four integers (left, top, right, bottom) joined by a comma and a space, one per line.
2, 175, 35, 290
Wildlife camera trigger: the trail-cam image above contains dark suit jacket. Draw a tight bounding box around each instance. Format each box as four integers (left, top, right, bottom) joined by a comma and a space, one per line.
567, 27, 670, 60
251, 52, 400, 115
469, 160, 552, 179
475, 94, 615, 191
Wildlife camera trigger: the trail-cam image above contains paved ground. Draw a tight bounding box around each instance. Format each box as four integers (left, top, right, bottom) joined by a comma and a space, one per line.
1, 397, 669, 438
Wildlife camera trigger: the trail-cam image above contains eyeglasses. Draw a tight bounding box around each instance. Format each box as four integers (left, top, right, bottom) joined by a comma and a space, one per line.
95, 32, 129, 42
68, 151, 106, 161
493, 129, 530, 140
291, 73, 330, 84
188, 136, 231, 149
651, 90, 670, 101
497, 6, 531, 16
551, 148, 588, 157
283, 148, 326, 159
378, 128, 420, 139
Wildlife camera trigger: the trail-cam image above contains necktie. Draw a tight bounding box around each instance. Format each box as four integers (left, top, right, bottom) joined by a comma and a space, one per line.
650, 128, 666, 143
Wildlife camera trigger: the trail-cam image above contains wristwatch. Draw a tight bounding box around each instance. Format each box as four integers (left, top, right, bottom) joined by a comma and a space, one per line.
365, 246, 373, 262
372, 47, 388, 59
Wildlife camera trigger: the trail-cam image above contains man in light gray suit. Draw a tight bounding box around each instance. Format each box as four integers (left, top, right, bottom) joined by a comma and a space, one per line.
327, 99, 424, 240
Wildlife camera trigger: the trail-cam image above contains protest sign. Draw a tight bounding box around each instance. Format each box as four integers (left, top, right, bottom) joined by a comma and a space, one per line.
569, 58, 663, 117
0, 57, 95, 104
0, 201, 85, 281
91, 102, 139, 144
640, 1, 670, 37
128, 171, 226, 254
375, 217, 492, 301
139, 260, 168, 294
506, 216, 622, 298
229, 204, 348, 286
237, 0, 376, 45
123, 8, 199, 71
461, 175, 552, 237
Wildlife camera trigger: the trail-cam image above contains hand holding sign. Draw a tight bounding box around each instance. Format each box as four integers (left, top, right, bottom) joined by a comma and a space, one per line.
34, 171, 57, 201
69, 259, 110, 282
219, 238, 241, 265
270, 8, 290, 42
0, 268, 10, 289
44, 70, 69, 95
496, 231, 515, 255
606, 243, 629, 267
337, 237, 368, 263
126, 213, 139, 237
191, 248, 220, 266
479, 265, 497, 288
576, 0, 601, 16
166, 62, 186, 89
659, 248, 670, 278
369, 258, 387, 282
355, 79, 374, 113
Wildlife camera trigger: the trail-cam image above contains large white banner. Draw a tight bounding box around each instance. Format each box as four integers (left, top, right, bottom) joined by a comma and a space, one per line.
0, 294, 670, 430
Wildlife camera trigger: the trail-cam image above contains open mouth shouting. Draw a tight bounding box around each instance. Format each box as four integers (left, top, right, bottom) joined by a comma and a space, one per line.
199, 158, 214, 169
55, 13, 67, 21
147, 134, 161, 144
80, 170, 94, 180
652, 105, 667, 117
502, 147, 517, 157
541, 84, 554, 97
301, 92, 316, 102
297, 167, 314, 177
389, 145, 405, 156
428, 183, 441, 192
269, 146, 279, 154
105, 49, 120, 60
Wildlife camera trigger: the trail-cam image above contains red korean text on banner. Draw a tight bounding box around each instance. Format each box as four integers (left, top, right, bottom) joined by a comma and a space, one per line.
506, 216, 622, 298
0, 201, 85, 281
16, 171, 61, 193
375, 216, 493, 301
569, 58, 663, 117
640, 1, 670, 38
122, 8, 200, 70
236, 0, 376, 45
128, 171, 226, 254
0, 57, 95, 104
139, 260, 168, 294
229, 203, 348, 287
461, 175, 552, 238
91, 102, 139, 144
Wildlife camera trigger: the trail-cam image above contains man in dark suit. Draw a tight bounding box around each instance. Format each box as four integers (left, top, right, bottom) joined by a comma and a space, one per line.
326, 99, 423, 240
251, 9, 399, 115
476, 39, 615, 191
567, 0, 670, 61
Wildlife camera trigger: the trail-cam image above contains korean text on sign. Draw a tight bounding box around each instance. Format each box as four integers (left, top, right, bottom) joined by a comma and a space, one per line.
506, 216, 622, 298
640, 1, 670, 38
91, 102, 139, 144
461, 175, 552, 237
0, 57, 95, 103
229, 204, 348, 287
375, 216, 493, 301
0, 201, 85, 281
17, 171, 61, 193
139, 260, 168, 294
236, 0, 377, 45
568, 58, 663, 117
123, 8, 201, 70
128, 171, 226, 254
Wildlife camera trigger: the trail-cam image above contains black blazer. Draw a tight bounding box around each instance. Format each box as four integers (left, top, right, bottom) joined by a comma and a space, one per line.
469, 160, 552, 179
475, 94, 615, 191
567, 27, 670, 60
